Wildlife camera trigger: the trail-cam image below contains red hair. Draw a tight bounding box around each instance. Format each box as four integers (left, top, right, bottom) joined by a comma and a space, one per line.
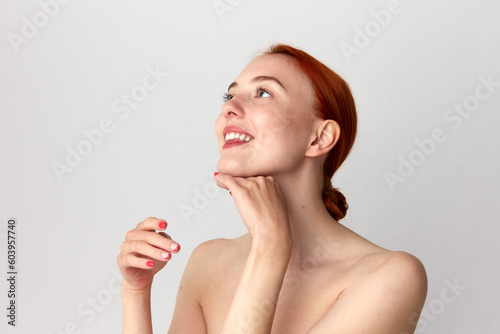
255, 44, 357, 221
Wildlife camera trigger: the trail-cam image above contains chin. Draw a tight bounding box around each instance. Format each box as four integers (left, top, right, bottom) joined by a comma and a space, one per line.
216, 160, 254, 177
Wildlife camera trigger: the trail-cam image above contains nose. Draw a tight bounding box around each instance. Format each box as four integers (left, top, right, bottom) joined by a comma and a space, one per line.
221, 96, 244, 119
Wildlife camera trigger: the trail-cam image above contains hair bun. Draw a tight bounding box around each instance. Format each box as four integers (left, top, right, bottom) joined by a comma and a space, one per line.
322, 183, 348, 221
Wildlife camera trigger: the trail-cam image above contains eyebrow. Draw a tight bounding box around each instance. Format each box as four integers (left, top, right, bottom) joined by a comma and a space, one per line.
227, 75, 286, 92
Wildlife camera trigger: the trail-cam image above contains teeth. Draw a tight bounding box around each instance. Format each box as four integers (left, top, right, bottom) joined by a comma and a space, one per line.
225, 132, 253, 142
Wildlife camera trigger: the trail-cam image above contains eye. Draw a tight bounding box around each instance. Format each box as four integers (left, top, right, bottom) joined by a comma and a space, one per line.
256, 87, 271, 98
222, 92, 233, 103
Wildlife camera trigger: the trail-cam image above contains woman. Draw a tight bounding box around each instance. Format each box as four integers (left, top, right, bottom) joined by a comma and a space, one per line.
117, 44, 428, 333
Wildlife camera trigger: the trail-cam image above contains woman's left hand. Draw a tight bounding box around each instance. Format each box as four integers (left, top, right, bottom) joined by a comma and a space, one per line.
214, 172, 292, 243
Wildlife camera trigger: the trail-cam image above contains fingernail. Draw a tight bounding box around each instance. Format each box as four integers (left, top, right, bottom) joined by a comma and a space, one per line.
214, 172, 219, 176
229, 191, 232, 196
159, 221, 167, 229
147, 261, 155, 267
161, 252, 171, 259
170, 243, 180, 252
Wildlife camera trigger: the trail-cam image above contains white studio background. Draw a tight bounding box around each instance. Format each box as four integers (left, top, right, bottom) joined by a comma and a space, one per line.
1, 0, 499, 333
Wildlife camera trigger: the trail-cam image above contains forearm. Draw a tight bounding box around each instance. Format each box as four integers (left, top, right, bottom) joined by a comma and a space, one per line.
121, 282, 153, 334
221, 237, 292, 334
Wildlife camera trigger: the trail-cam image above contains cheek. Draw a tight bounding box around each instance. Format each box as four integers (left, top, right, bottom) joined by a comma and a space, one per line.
256, 110, 294, 140
262, 116, 314, 161
259, 109, 308, 148
215, 113, 223, 129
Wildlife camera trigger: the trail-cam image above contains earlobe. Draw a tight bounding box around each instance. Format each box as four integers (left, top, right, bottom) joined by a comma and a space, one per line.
306, 120, 340, 158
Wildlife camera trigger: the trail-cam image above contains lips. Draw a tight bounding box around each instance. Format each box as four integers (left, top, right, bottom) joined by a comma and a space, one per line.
223, 140, 250, 149
222, 125, 254, 149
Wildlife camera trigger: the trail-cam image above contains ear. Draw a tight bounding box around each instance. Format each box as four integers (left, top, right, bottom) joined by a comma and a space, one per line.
305, 119, 340, 158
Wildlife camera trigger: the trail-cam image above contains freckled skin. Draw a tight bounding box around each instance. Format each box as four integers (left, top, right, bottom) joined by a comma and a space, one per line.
215, 54, 319, 178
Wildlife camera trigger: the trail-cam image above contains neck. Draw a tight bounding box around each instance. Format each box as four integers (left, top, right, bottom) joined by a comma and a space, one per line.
271, 161, 346, 264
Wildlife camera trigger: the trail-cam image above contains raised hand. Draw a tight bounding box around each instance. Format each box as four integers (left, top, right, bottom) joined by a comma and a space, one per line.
214, 173, 293, 333
213, 172, 291, 243
117, 217, 181, 291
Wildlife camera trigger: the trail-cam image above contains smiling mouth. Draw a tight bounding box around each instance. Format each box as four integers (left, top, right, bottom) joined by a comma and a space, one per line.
225, 132, 253, 142
223, 132, 254, 149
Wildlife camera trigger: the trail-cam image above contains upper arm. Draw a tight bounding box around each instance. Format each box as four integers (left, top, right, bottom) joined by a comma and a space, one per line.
168, 241, 215, 334
307, 251, 428, 334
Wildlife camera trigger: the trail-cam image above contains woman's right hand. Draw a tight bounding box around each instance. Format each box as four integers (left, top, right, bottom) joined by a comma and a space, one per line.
117, 217, 181, 291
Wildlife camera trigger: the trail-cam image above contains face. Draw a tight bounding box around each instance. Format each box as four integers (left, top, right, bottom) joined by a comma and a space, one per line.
215, 54, 322, 177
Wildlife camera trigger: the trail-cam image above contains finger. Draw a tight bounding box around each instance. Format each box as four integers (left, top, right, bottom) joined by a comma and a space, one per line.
157, 232, 176, 253
214, 172, 250, 191
136, 217, 168, 232
121, 240, 173, 261
118, 253, 158, 269
125, 230, 180, 253
215, 180, 229, 191
158, 232, 171, 239
214, 173, 247, 193
125, 229, 172, 243
237, 175, 281, 193
216, 174, 273, 198
214, 175, 230, 191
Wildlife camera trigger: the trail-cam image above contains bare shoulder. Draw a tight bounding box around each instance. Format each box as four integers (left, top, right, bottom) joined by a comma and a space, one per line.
176, 235, 248, 300
362, 250, 427, 287
336, 225, 428, 293
348, 244, 428, 292
379, 250, 427, 277
192, 234, 249, 259
331, 227, 429, 308
193, 235, 245, 252
306, 248, 428, 333
346, 248, 429, 313
187, 235, 250, 276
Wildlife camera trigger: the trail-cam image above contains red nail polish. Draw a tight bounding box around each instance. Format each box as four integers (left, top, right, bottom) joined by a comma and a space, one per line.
229, 191, 232, 196
214, 172, 219, 176
147, 261, 155, 267
159, 221, 167, 229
